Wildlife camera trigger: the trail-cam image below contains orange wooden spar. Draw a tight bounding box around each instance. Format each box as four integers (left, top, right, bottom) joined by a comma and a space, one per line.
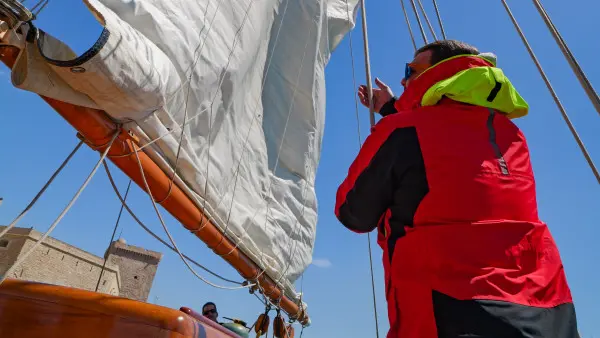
0, 279, 241, 338
0, 45, 308, 325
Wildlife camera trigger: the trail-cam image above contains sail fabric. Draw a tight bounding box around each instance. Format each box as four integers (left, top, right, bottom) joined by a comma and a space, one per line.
6, 0, 359, 301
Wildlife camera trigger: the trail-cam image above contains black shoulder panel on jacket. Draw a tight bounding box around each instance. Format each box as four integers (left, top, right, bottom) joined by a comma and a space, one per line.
337, 126, 428, 234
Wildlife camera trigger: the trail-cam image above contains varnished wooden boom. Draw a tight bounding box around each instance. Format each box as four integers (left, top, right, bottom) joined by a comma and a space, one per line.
0, 279, 241, 338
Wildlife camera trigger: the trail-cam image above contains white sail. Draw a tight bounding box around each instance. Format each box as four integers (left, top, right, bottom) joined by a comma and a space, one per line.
3, 0, 360, 301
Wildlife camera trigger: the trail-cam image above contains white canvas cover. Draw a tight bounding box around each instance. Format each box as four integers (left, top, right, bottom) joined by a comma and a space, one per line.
3, 0, 360, 301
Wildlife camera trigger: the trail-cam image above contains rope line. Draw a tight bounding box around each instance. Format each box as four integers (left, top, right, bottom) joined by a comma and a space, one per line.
400, 0, 417, 51
0, 139, 83, 240
94, 179, 132, 293
345, 0, 362, 148
102, 162, 244, 285
408, 0, 428, 44
500, 0, 600, 184
0, 131, 119, 284
531, 0, 600, 116
132, 146, 253, 290
358, 0, 380, 336
431, 0, 446, 39
30, 0, 48, 18
416, 0, 438, 40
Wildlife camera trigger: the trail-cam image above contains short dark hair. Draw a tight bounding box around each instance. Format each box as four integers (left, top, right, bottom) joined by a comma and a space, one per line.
202, 302, 216, 311
415, 40, 479, 65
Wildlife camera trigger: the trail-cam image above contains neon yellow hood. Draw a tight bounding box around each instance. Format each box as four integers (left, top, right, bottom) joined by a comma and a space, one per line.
409, 54, 529, 119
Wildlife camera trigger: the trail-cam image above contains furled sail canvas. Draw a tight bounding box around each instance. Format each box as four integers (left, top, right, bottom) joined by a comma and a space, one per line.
3, 0, 360, 301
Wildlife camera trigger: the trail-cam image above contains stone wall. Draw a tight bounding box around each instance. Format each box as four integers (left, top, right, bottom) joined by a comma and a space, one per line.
0, 226, 121, 296
0, 227, 28, 277
0, 226, 162, 301
105, 239, 162, 302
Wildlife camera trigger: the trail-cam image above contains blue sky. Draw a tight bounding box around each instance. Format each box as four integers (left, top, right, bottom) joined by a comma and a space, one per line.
1, 0, 599, 337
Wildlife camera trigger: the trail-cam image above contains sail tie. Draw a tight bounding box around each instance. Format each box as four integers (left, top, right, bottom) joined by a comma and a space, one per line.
500, 0, 600, 184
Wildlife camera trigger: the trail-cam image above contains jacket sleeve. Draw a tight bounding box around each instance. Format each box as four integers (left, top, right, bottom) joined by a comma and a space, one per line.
335, 116, 407, 233
379, 97, 398, 117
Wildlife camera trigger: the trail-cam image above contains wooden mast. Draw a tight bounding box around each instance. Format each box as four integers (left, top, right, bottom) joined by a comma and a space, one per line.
0, 44, 309, 326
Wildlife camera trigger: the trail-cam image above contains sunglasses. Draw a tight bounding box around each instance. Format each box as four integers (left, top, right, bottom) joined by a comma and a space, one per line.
203, 309, 217, 315
404, 62, 429, 80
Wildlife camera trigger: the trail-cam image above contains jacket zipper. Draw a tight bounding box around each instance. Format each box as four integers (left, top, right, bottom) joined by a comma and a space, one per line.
487, 108, 509, 175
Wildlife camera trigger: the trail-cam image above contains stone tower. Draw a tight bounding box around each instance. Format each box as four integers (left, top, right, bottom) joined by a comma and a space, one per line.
104, 238, 162, 302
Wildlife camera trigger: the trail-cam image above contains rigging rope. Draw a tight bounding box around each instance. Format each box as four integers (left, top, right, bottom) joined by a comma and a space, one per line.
400, 0, 417, 51
416, 0, 438, 40
132, 144, 254, 290
0, 139, 83, 240
531, 0, 600, 116
102, 162, 244, 285
408, 0, 428, 44
500, 0, 600, 184
431, 0, 446, 39
345, 0, 362, 147
0, 131, 119, 284
94, 179, 132, 292
358, 0, 380, 337
29, 0, 47, 17
116, 149, 254, 290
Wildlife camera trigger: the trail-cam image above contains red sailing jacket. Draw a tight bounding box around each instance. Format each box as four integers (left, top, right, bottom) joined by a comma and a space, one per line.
335, 55, 577, 337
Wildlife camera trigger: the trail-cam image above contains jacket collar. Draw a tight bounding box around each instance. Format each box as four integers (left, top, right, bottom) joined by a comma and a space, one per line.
394, 55, 494, 112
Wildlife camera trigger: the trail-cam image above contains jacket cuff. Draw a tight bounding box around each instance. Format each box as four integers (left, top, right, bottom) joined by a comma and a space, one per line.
379, 96, 398, 117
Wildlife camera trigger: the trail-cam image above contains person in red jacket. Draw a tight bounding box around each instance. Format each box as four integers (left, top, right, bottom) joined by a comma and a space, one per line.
335, 40, 579, 338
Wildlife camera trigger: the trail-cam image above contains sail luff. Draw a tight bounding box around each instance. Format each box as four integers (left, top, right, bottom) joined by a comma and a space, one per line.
0, 45, 309, 325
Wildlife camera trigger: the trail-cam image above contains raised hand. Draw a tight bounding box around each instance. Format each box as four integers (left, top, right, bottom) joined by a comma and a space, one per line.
357, 78, 394, 113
